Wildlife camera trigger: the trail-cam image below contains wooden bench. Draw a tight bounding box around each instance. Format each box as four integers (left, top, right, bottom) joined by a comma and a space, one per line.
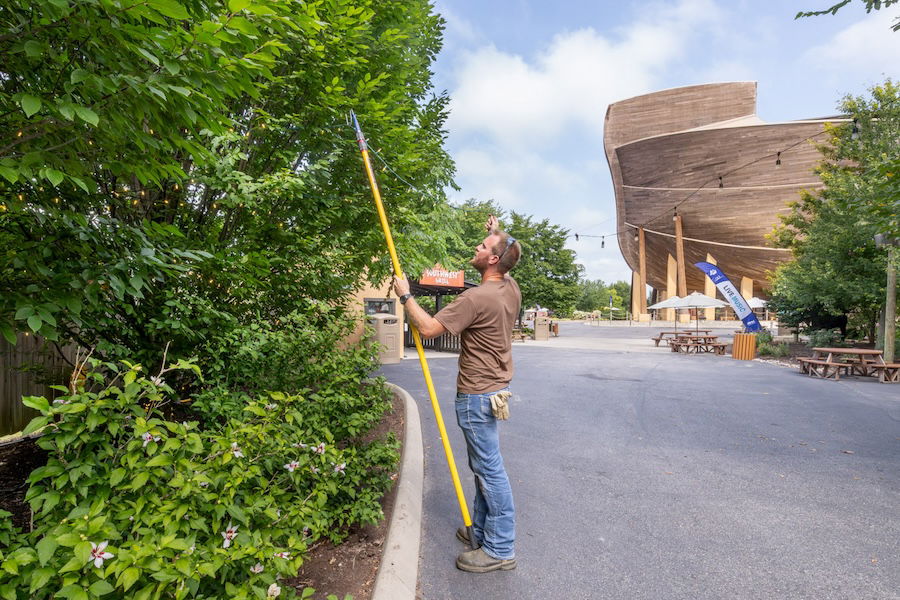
869, 363, 900, 383
511, 328, 528, 343
651, 335, 668, 347
707, 342, 728, 355
670, 341, 702, 354
797, 358, 849, 380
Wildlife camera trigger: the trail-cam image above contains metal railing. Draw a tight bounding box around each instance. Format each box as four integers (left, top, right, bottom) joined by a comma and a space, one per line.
404, 328, 461, 354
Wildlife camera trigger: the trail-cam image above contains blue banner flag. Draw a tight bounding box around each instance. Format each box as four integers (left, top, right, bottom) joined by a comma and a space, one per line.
694, 262, 762, 332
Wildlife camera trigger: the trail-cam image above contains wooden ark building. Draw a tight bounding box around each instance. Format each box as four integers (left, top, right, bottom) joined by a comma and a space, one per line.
603, 82, 843, 320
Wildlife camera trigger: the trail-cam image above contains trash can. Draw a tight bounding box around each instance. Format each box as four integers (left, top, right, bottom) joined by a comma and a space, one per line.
534, 316, 550, 341
732, 332, 757, 360
551, 321, 559, 337
368, 313, 401, 364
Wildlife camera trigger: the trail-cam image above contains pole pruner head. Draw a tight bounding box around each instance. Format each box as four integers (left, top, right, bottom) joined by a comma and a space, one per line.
349, 110, 368, 152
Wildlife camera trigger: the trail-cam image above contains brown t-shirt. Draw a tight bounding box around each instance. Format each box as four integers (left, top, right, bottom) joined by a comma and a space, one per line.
434, 276, 521, 394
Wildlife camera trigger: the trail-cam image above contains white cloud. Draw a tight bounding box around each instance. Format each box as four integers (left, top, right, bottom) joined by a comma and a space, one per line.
803, 9, 900, 83
446, 0, 725, 145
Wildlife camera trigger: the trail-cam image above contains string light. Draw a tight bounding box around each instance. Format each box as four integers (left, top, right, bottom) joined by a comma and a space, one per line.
601, 236, 605, 249
851, 119, 860, 140
718, 176, 724, 188
775, 152, 782, 168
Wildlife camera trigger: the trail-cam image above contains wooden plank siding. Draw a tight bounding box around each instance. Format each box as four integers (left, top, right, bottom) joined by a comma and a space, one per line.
0, 334, 77, 436
603, 82, 843, 297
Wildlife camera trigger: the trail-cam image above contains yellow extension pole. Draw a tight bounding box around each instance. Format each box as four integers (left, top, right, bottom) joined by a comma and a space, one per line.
350, 111, 475, 542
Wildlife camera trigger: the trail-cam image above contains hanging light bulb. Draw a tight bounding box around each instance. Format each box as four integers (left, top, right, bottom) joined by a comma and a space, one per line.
575, 233, 579, 241
851, 118, 860, 140
775, 152, 782, 168
601, 236, 605, 249
673, 208, 678, 221
634, 231, 639, 243
718, 176, 724, 189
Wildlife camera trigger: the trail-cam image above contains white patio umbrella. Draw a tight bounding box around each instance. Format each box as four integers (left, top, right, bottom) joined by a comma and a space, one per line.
648, 295, 683, 330
670, 292, 728, 332
647, 296, 683, 309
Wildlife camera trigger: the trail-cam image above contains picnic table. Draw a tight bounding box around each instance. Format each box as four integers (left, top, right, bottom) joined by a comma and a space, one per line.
670, 333, 727, 355
651, 329, 712, 347
798, 347, 898, 383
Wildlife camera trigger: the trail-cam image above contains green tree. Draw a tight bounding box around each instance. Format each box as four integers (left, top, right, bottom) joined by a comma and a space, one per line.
768, 80, 900, 340
506, 212, 581, 316
576, 279, 609, 312
796, 0, 900, 31
441, 199, 506, 281
0, 0, 457, 366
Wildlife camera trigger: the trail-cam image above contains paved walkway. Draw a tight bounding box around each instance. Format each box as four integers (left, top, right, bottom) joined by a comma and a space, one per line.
379, 322, 900, 600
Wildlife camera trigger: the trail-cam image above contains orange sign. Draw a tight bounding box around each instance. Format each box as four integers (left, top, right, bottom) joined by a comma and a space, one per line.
419, 265, 464, 287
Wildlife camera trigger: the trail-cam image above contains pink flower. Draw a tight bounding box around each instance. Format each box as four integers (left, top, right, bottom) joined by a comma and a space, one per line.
88, 541, 114, 568
231, 442, 244, 458
265, 403, 277, 411
284, 461, 300, 472
221, 522, 238, 548
310, 465, 319, 474
333, 462, 346, 475
267, 583, 282, 598
273, 551, 291, 559
291, 442, 307, 448
141, 432, 160, 448
314, 442, 326, 455
250, 563, 264, 574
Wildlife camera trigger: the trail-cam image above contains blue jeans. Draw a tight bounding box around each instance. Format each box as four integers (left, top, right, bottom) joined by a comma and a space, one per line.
455, 389, 515, 560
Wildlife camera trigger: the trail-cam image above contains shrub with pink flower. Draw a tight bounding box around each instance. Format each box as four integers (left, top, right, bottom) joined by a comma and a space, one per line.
221, 523, 238, 548
88, 541, 114, 568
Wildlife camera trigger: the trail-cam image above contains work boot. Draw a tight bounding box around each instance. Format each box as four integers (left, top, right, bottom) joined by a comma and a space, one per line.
456, 527, 471, 544
456, 547, 516, 573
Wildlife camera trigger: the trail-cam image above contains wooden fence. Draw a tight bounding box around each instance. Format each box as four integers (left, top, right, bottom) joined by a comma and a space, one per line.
0, 334, 77, 436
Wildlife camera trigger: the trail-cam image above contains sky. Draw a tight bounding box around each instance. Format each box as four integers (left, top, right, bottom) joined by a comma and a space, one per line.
429, 0, 900, 284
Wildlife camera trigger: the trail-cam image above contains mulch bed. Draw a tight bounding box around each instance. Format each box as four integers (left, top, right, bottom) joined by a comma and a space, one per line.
0, 392, 405, 600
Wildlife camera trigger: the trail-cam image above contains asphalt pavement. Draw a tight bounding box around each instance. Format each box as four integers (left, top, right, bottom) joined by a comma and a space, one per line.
379, 321, 900, 600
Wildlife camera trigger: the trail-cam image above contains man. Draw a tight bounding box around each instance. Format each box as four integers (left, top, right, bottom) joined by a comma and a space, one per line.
392, 215, 522, 573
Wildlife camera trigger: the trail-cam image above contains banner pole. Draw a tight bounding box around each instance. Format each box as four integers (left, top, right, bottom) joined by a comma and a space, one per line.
349, 111, 475, 546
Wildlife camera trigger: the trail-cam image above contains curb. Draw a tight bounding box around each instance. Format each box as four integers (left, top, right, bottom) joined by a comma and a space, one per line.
372, 383, 423, 600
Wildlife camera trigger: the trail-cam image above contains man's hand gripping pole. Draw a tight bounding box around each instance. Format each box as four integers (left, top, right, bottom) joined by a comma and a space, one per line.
350, 111, 476, 549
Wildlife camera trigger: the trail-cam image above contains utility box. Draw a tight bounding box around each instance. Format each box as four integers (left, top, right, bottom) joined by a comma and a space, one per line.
732, 332, 757, 360
368, 313, 401, 364
534, 316, 551, 341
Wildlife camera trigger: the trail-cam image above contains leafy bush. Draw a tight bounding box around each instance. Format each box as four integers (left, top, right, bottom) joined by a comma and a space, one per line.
0, 359, 397, 600
805, 328, 844, 348
756, 329, 774, 344
757, 342, 791, 358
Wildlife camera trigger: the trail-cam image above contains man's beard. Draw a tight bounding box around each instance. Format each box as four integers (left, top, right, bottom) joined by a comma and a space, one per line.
470, 255, 487, 275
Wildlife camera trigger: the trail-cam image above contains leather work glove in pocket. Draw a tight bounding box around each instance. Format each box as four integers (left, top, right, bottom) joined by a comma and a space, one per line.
489, 391, 511, 420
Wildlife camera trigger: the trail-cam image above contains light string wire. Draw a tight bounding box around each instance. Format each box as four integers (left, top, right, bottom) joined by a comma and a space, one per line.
570, 127, 834, 244
330, 117, 838, 240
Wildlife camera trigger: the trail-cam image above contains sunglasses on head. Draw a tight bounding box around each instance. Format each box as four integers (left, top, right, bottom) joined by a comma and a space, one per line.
495, 236, 517, 261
